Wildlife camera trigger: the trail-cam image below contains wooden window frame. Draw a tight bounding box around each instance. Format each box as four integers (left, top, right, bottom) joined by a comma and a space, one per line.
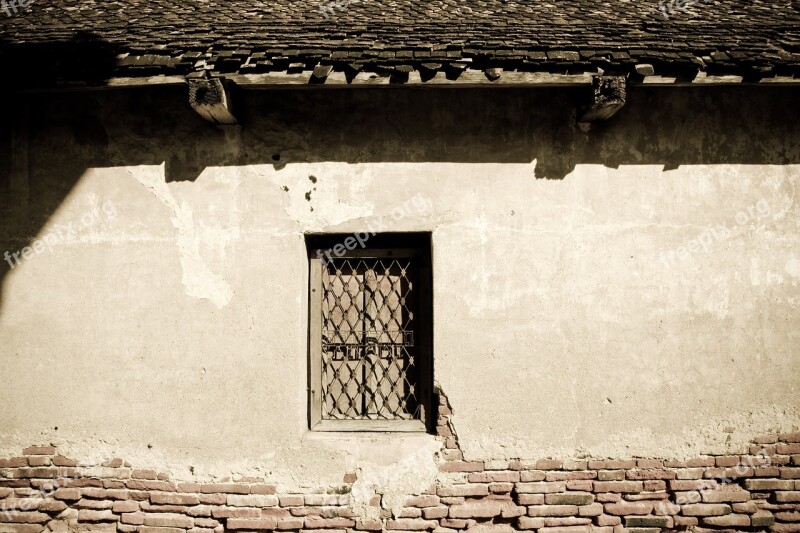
306, 233, 434, 433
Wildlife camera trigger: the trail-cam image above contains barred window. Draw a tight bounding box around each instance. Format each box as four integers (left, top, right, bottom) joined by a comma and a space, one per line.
306, 233, 433, 432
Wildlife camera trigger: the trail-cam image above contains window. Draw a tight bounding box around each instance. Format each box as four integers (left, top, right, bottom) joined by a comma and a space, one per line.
306, 233, 433, 432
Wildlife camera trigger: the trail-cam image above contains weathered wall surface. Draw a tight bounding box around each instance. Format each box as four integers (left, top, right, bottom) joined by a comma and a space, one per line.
0, 86, 798, 492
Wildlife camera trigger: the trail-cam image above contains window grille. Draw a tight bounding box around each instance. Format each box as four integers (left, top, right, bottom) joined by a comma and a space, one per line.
307, 235, 432, 432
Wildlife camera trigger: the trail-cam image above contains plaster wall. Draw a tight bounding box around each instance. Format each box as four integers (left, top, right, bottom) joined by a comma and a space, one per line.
0, 86, 798, 493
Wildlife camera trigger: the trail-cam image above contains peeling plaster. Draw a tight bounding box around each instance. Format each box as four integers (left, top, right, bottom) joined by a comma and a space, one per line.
348, 438, 442, 520
129, 164, 234, 309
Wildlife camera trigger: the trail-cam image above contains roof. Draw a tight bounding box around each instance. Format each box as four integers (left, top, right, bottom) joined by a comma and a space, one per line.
1, 0, 799, 88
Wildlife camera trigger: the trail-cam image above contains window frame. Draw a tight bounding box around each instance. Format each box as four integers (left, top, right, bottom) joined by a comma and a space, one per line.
306, 234, 434, 433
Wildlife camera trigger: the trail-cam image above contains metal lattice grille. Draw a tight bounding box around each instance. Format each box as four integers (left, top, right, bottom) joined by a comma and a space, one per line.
321, 258, 420, 420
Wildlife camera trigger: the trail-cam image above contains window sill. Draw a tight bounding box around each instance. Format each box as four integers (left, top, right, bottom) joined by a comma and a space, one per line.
311, 419, 427, 433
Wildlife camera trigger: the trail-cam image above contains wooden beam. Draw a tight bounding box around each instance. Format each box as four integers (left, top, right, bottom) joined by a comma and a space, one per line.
187, 76, 237, 125
578, 75, 627, 125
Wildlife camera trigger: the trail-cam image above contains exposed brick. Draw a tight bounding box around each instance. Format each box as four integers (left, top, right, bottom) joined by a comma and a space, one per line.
595, 493, 621, 503
304, 517, 356, 529
227, 518, 279, 530
715, 456, 742, 467
732, 501, 759, 513
438, 462, 483, 473
675, 468, 704, 479
702, 487, 750, 503
782, 468, 800, 479
545, 494, 593, 505
670, 479, 718, 491
781, 433, 800, 443
702, 513, 750, 527
751, 510, 776, 526
745, 478, 794, 491
75, 498, 113, 509
490, 483, 514, 493
537, 526, 591, 533
682, 503, 732, 516
757, 467, 783, 477
227, 494, 278, 507
198, 493, 226, 505
77, 510, 115, 521
562, 461, 588, 471
673, 515, 699, 527
143, 513, 194, 528
773, 525, 800, 533
603, 502, 653, 515
543, 517, 591, 526
776, 491, 800, 502
355, 519, 382, 530
113, 500, 139, 513
597, 471, 624, 481
527, 505, 578, 517
587, 460, 636, 470
125, 480, 174, 491
449, 501, 504, 518
779, 445, 800, 454
626, 469, 675, 480
200, 483, 249, 494
260, 508, 291, 518
187, 505, 213, 517
212, 507, 261, 518
53, 489, 81, 500
386, 518, 439, 531
625, 516, 670, 527
422, 506, 448, 519
516, 482, 565, 494
275, 517, 304, 529
519, 471, 546, 482
39, 500, 67, 512
131, 470, 158, 480
1, 498, 43, 510
546, 471, 596, 481
279, 495, 304, 507
440, 519, 468, 529
120, 512, 145, 525
596, 514, 621, 526
517, 494, 545, 505
517, 516, 545, 529
177, 482, 202, 492
592, 481, 642, 493
0, 512, 50, 524
577, 503, 602, 516
468, 471, 519, 483
437, 484, 488, 497
150, 492, 199, 505
22, 447, 56, 456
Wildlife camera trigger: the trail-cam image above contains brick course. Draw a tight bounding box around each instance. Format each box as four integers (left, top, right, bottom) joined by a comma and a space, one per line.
1, 431, 798, 533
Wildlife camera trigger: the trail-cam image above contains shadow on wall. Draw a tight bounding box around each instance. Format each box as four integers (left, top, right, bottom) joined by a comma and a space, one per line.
0, 33, 799, 316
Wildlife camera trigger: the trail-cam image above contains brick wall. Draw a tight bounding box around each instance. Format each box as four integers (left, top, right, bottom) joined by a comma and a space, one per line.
0, 393, 798, 533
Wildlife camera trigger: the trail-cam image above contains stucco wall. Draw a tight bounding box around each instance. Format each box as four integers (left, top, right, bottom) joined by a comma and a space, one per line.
0, 85, 798, 492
